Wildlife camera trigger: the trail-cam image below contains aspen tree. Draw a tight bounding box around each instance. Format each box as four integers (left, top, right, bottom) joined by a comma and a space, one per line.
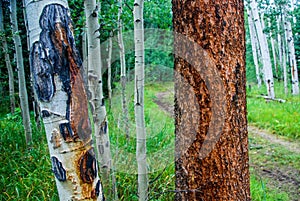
10, 0, 32, 145
24, 1, 104, 199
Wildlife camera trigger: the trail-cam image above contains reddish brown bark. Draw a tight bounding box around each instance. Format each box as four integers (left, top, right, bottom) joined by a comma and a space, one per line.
173, 0, 250, 200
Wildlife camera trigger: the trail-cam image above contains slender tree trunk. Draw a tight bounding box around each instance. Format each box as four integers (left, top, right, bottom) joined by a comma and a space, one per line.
134, 0, 148, 200
250, 0, 275, 98
0, 1, 15, 114
84, 0, 115, 199
82, 30, 88, 80
284, 15, 299, 95
25, 1, 104, 200
282, 13, 289, 95
277, 16, 283, 78
247, 6, 261, 87
107, 31, 112, 108
118, 0, 130, 139
10, 0, 32, 145
173, 0, 251, 200
269, 20, 278, 79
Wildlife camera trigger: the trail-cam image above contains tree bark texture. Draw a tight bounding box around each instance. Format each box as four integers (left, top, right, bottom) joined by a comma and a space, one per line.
10, 0, 32, 145
173, 0, 251, 200
25, 1, 104, 200
250, 0, 275, 99
118, 0, 130, 139
0, 1, 15, 114
285, 16, 299, 95
247, 6, 261, 88
107, 32, 112, 107
134, 0, 148, 200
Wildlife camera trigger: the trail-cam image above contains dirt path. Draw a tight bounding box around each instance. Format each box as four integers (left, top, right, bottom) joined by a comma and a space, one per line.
154, 91, 300, 200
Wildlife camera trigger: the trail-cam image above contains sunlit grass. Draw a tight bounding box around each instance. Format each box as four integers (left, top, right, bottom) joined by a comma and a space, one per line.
247, 83, 300, 139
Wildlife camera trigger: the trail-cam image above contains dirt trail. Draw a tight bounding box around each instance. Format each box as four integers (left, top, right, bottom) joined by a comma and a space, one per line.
154, 91, 300, 200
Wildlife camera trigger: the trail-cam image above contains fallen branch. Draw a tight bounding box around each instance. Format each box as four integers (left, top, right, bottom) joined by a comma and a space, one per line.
256, 95, 286, 103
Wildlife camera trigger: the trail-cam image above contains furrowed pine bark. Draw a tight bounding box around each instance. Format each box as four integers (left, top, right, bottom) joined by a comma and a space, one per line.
24, 1, 104, 200
0, 1, 15, 114
118, 0, 130, 139
284, 14, 299, 95
84, 0, 115, 198
10, 0, 32, 145
250, 0, 275, 99
246, 5, 261, 87
173, 0, 251, 200
134, 0, 148, 200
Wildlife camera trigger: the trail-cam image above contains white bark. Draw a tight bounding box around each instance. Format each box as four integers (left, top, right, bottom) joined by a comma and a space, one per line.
282, 14, 288, 94
284, 16, 299, 95
84, 0, 113, 197
250, 0, 275, 98
269, 20, 278, 78
107, 32, 112, 107
82, 30, 88, 81
247, 6, 261, 87
118, 0, 130, 139
277, 17, 283, 76
0, 2, 15, 114
10, 0, 32, 144
134, 0, 148, 200
25, 1, 104, 200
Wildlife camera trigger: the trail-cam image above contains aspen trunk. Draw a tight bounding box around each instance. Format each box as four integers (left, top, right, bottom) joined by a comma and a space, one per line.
277, 17, 283, 78
250, 0, 275, 98
84, 0, 115, 199
284, 16, 299, 95
0, 1, 15, 114
24, 1, 104, 200
118, 0, 130, 139
10, 0, 32, 145
134, 0, 148, 200
247, 6, 261, 87
269, 20, 278, 78
173, 0, 251, 200
282, 14, 288, 95
107, 32, 112, 108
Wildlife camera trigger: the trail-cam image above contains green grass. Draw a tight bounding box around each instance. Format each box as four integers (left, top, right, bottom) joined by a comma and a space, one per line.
247, 83, 300, 139
0, 110, 58, 201
0, 81, 298, 200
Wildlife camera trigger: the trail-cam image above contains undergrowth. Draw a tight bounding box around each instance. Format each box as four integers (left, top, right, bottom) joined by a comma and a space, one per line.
247, 83, 300, 139
0, 81, 295, 200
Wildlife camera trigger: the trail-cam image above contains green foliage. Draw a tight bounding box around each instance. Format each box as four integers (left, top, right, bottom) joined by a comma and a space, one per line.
247, 83, 300, 139
0, 111, 58, 201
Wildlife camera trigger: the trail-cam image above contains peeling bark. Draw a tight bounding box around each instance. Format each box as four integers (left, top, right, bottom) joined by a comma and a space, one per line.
173, 0, 251, 200
25, 2, 104, 200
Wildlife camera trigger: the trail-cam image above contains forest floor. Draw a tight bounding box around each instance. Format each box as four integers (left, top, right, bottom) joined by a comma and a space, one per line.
154, 90, 300, 201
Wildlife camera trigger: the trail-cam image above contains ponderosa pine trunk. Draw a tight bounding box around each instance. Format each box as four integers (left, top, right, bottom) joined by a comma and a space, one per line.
0, 1, 15, 114
10, 0, 32, 145
250, 0, 275, 98
84, 0, 113, 193
24, 1, 104, 200
134, 0, 148, 200
173, 0, 251, 200
118, 0, 130, 139
247, 5, 261, 87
